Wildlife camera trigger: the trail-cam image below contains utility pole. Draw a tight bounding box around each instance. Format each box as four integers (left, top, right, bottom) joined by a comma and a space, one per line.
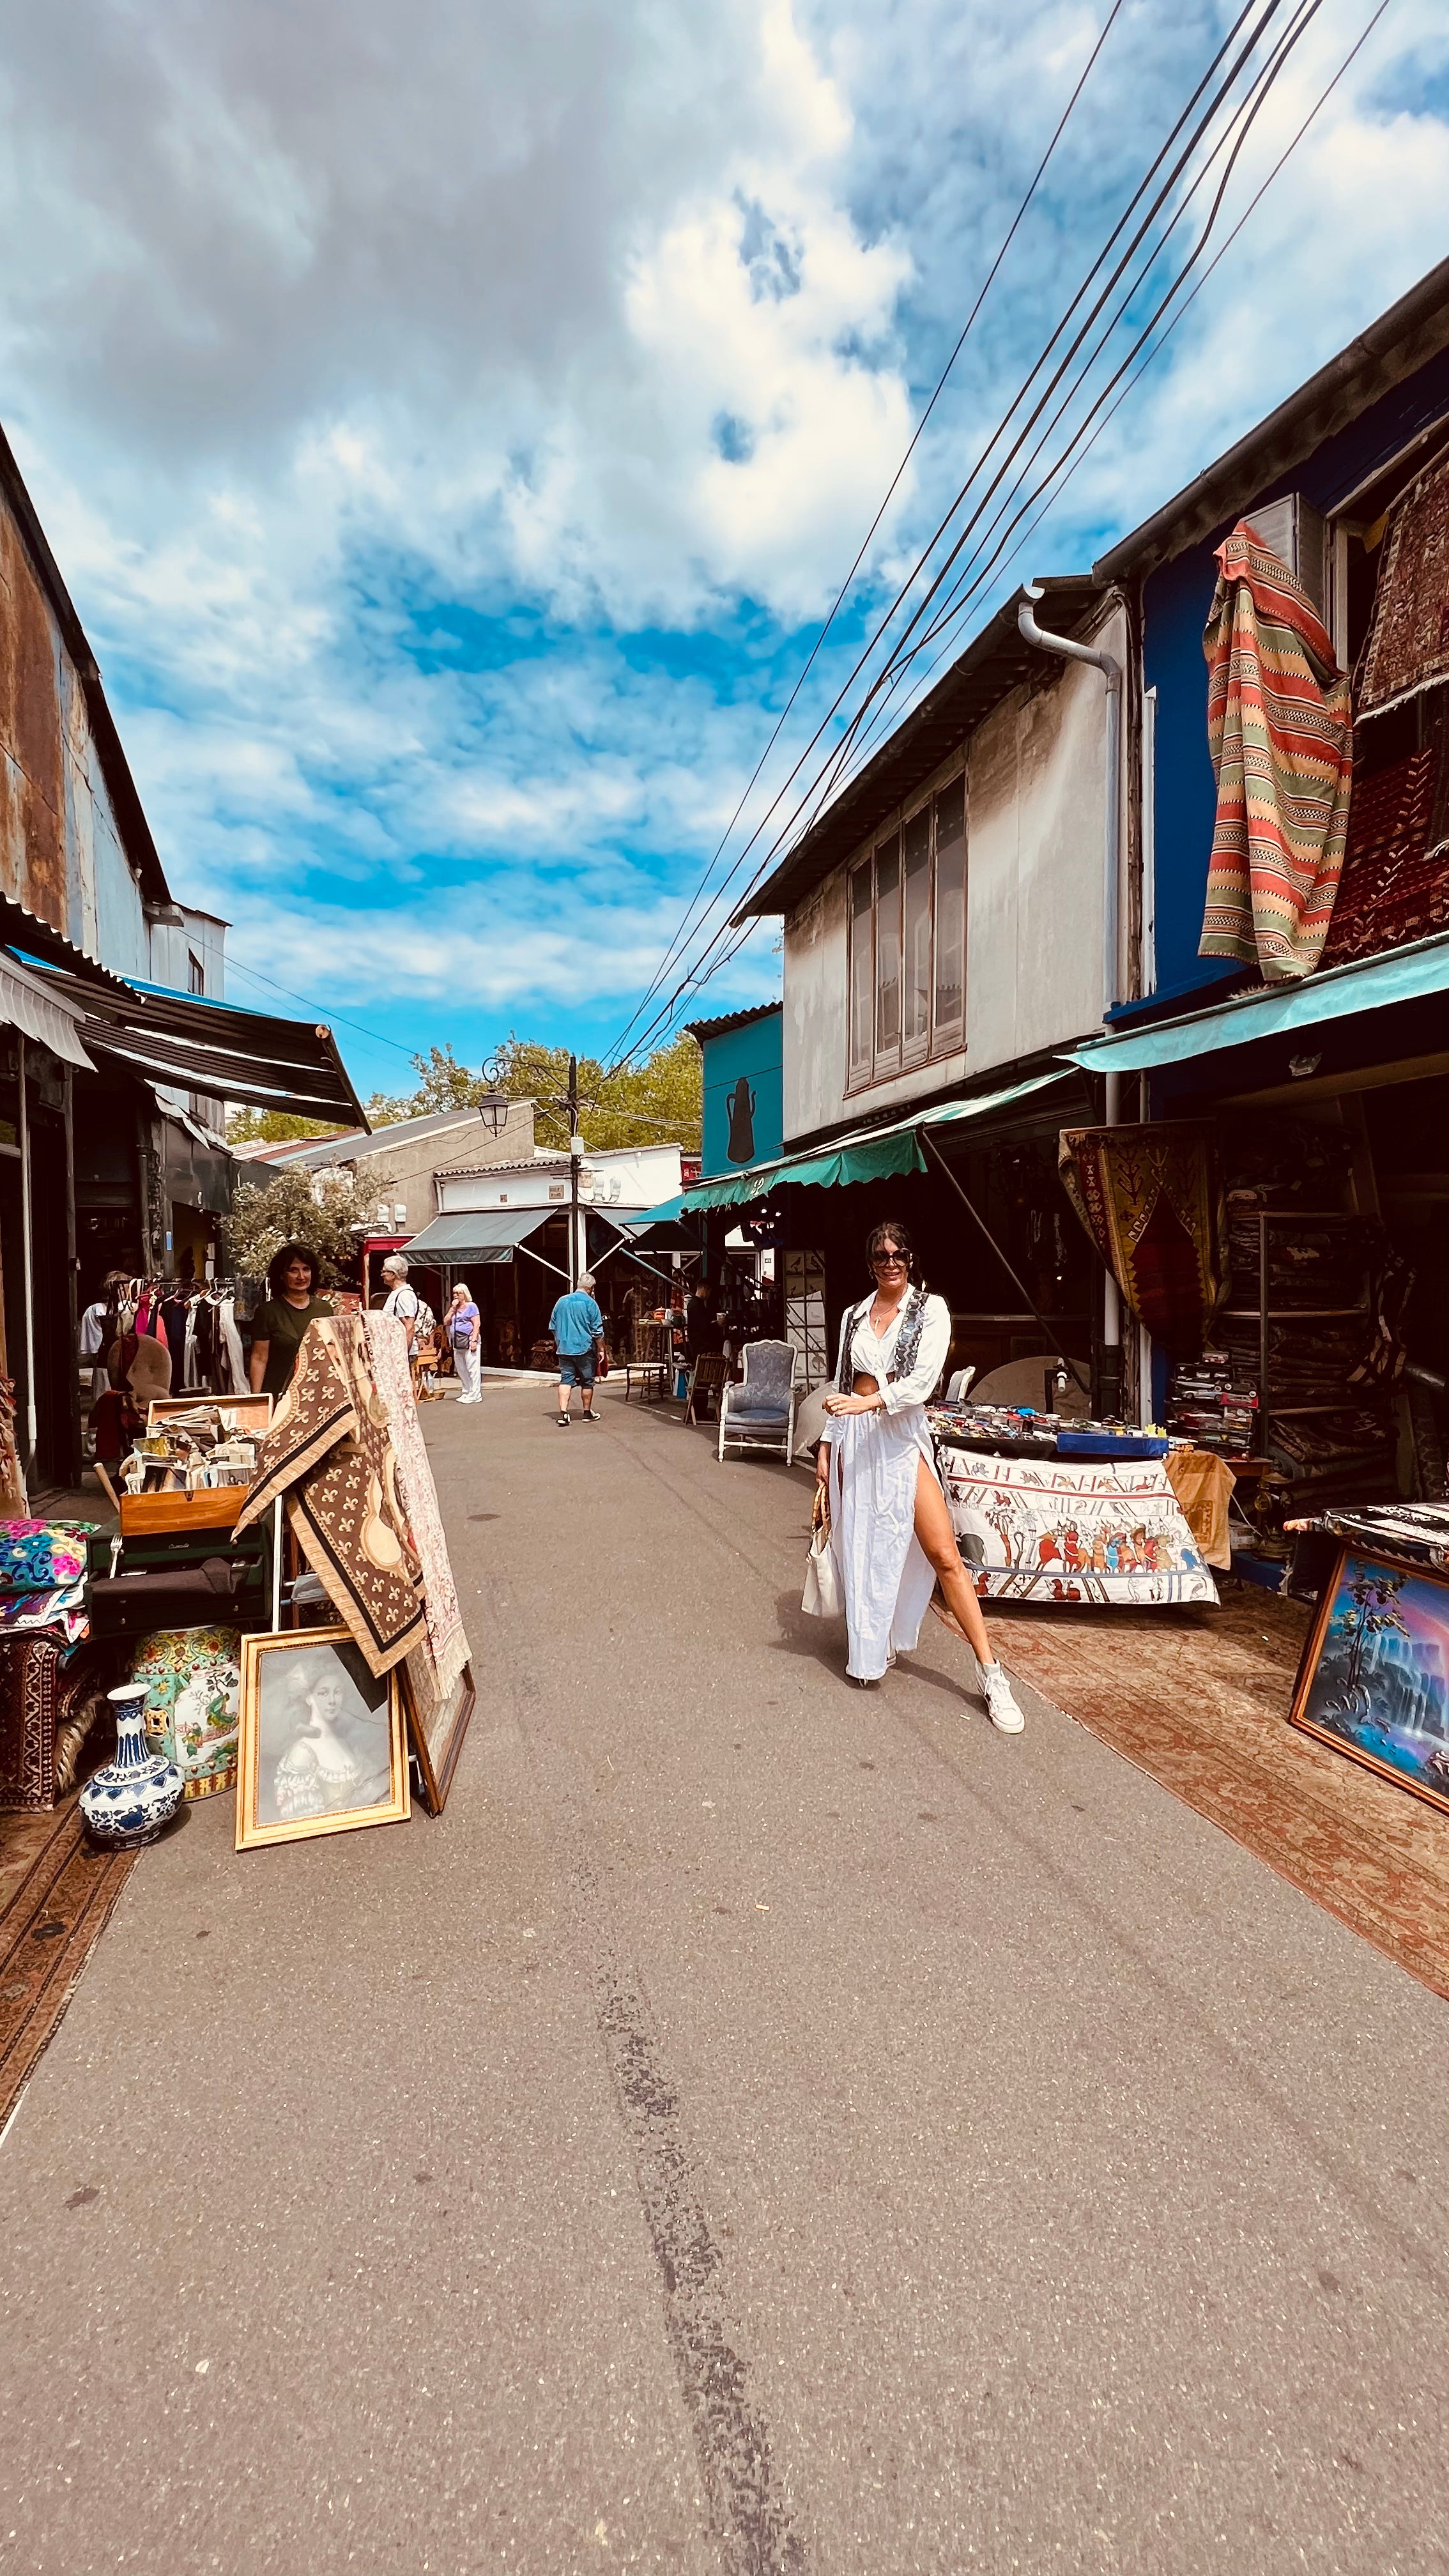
567, 1052, 582, 1290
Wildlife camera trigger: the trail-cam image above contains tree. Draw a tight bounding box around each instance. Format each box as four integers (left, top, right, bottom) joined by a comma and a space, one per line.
1333, 1570, 1409, 1697
221, 1166, 379, 1287
365, 1033, 702, 1153
226, 1107, 351, 1146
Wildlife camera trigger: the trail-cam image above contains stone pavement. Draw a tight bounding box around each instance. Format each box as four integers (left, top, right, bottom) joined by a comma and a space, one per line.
1, 1380, 1447, 2575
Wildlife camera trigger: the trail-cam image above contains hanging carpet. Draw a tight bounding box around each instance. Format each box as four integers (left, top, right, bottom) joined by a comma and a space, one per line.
1319, 701, 1449, 968
1058, 1121, 1227, 1357
360, 1311, 470, 1711
237, 1316, 425, 1677
1198, 520, 1353, 980
1357, 444, 1449, 717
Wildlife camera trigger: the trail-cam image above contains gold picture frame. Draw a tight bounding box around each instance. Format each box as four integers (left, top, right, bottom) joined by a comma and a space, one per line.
236, 1627, 410, 1850
402, 1660, 476, 1817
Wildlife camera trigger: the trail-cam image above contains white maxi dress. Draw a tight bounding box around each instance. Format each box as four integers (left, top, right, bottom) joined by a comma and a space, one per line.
820, 1291, 953, 1682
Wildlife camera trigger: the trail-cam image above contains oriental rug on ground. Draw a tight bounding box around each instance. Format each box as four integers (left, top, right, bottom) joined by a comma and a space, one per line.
1199, 520, 1353, 979
0, 1794, 134, 2128
936, 1586, 1449, 1999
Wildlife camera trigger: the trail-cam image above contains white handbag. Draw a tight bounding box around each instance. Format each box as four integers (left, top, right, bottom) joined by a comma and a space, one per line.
802, 1486, 843, 1618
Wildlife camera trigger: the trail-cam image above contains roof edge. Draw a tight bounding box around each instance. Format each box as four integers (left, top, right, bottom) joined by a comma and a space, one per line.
1093, 254, 1449, 584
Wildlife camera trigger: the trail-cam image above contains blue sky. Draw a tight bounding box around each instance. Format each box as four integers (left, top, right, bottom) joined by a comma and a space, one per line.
3, 0, 1447, 1103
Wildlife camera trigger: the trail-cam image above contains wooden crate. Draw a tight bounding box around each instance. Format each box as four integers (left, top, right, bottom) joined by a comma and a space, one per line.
118, 1487, 249, 1538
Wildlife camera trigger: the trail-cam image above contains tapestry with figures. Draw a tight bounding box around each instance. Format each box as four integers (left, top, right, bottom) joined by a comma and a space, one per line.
935, 1446, 1219, 1606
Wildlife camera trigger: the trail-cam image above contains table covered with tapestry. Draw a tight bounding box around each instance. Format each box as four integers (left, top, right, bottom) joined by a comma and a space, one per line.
930, 1426, 1219, 1606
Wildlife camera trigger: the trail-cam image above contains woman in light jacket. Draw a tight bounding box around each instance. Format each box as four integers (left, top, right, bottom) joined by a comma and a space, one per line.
816, 1218, 1025, 1731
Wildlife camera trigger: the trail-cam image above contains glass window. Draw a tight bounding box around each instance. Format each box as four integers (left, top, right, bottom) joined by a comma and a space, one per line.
874, 837, 901, 1059
901, 806, 931, 1053
188, 950, 205, 995
848, 862, 873, 1080
932, 778, 965, 1046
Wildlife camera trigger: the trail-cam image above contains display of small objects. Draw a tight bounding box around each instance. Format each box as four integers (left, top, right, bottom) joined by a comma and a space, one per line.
928, 1404, 1168, 1461
119, 1404, 260, 1497
1167, 1349, 1259, 1458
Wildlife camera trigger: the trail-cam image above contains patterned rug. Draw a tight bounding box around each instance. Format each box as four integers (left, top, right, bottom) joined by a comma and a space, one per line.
936, 1587, 1449, 1998
1058, 1120, 1227, 1356
0, 1795, 135, 2129
1320, 718, 1449, 969
1198, 520, 1353, 979
1358, 443, 1449, 716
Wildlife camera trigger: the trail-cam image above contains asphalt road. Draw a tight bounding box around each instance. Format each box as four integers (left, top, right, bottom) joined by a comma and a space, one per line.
2, 1381, 1448, 2576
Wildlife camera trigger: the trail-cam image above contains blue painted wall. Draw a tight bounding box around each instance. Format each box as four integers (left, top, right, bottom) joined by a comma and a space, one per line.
700, 1008, 783, 1177
1142, 339, 1449, 1015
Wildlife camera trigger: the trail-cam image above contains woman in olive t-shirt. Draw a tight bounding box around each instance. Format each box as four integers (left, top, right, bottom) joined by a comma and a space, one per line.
249, 1243, 334, 1397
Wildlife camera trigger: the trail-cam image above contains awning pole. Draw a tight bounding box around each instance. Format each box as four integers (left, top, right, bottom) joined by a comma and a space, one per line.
17, 1034, 37, 1466
919, 1130, 1090, 1401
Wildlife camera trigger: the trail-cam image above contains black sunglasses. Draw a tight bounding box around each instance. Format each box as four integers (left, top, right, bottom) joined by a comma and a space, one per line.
871, 1249, 907, 1266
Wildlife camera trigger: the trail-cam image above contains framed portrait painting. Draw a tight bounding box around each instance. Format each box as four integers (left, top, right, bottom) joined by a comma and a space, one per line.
1291, 1545, 1449, 1817
236, 1628, 410, 1850
402, 1660, 476, 1816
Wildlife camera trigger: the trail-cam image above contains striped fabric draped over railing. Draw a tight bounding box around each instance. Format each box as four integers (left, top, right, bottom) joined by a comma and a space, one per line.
1198, 520, 1353, 982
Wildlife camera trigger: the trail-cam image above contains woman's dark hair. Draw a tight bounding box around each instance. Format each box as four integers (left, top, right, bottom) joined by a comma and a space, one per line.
866, 1218, 915, 1270
267, 1241, 321, 1300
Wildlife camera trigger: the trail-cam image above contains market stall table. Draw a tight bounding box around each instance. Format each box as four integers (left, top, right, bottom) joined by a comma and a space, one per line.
929, 1407, 1219, 1606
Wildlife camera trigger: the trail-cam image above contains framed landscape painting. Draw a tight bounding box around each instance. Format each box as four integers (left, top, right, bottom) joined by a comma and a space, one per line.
1291, 1546, 1449, 1817
236, 1629, 410, 1850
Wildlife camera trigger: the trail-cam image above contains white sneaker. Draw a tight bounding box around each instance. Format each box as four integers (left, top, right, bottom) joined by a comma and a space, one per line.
979, 1662, 1025, 1734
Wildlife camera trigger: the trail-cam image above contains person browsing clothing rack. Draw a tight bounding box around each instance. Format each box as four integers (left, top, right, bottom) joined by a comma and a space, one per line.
816, 1220, 1025, 1732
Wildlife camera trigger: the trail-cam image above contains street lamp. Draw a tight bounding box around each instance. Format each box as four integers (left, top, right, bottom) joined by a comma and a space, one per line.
475, 1057, 510, 1138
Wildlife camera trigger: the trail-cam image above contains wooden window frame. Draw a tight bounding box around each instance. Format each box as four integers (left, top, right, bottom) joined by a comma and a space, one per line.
845, 770, 967, 1096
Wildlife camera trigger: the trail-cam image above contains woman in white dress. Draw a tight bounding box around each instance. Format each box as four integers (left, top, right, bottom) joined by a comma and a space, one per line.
816, 1220, 1025, 1731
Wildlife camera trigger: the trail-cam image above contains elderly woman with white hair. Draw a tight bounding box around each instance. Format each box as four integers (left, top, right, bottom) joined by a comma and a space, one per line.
447, 1280, 483, 1405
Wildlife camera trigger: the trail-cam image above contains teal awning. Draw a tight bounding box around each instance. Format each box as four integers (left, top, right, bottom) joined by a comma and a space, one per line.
682, 1072, 1064, 1210
403, 1208, 555, 1263
613, 1193, 687, 1230
1068, 932, 1449, 1077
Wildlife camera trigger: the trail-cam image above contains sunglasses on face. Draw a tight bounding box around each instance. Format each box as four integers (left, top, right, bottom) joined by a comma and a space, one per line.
872, 1250, 906, 1267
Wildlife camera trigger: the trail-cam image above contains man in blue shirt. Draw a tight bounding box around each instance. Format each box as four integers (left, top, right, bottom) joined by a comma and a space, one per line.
549, 1273, 604, 1425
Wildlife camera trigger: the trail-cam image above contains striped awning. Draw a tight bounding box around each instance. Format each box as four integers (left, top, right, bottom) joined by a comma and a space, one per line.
35, 969, 367, 1125
0, 953, 94, 1070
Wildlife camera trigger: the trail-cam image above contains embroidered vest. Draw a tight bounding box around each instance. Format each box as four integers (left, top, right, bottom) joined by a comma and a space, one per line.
836, 1285, 930, 1393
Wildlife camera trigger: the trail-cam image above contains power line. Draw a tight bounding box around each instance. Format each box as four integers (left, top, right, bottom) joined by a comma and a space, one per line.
219, 949, 420, 1061
606, 0, 1296, 1066
615, 0, 1395, 1057
604, 0, 1128, 1070
604, 0, 1295, 1068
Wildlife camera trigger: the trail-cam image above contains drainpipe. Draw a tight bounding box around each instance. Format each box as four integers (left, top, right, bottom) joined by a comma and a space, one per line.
1018, 585, 1124, 1413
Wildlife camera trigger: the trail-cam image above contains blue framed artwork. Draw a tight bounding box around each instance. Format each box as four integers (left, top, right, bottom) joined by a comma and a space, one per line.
1291, 1546, 1449, 1816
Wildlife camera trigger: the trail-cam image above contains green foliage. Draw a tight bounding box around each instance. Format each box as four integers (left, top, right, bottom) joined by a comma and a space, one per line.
365, 1033, 702, 1154
226, 1107, 348, 1146
220, 1165, 379, 1287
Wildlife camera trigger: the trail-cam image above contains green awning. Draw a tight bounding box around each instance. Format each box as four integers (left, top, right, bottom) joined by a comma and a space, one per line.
682, 1072, 1064, 1210
1068, 931, 1449, 1077
402, 1208, 557, 1263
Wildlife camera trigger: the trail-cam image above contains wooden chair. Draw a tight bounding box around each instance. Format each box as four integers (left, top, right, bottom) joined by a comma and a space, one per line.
686, 1352, 728, 1423
623, 1321, 672, 1404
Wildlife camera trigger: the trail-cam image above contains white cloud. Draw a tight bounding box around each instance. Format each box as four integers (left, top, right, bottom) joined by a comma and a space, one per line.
0, 0, 1445, 1072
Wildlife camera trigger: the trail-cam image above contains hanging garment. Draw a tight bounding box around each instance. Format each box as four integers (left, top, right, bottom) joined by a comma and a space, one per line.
1198, 521, 1353, 980
218, 1297, 249, 1396
1321, 724, 1448, 968
1059, 1122, 1227, 1356
817, 1292, 952, 1683
1358, 445, 1449, 716
160, 1296, 189, 1379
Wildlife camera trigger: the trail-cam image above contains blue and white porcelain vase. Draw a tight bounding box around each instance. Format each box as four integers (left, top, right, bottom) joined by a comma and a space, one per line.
80, 1682, 184, 1848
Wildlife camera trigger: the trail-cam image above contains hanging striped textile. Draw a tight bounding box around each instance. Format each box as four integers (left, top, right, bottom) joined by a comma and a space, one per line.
1198, 520, 1353, 981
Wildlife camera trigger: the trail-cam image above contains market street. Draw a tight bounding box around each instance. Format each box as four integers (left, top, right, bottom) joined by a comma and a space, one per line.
3, 1384, 1449, 2576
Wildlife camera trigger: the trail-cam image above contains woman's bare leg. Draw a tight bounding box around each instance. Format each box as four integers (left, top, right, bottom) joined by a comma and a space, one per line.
913, 1457, 994, 1662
